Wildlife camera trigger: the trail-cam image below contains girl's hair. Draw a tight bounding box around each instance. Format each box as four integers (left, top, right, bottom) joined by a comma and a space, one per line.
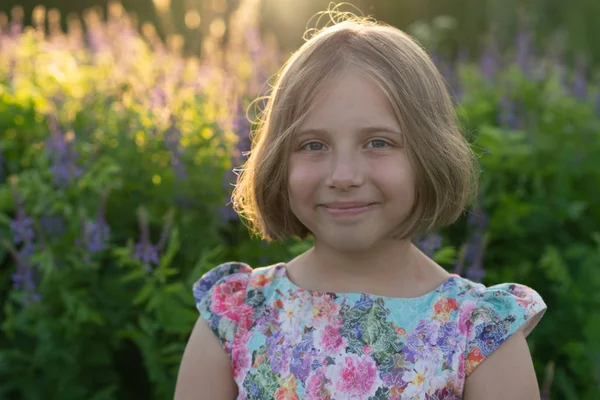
232, 14, 479, 242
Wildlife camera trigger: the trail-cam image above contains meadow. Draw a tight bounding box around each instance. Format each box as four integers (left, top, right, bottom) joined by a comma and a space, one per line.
1, 3, 599, 399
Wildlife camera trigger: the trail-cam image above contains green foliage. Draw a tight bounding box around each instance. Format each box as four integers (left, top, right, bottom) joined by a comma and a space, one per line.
0, 5, 599, 400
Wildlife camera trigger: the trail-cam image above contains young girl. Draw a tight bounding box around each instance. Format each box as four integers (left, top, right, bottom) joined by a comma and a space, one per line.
176, 16, 547, 400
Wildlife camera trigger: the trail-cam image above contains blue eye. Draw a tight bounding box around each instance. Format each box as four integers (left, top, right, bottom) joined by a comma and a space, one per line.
367, 139, 389, 149
303, 142, 326, 151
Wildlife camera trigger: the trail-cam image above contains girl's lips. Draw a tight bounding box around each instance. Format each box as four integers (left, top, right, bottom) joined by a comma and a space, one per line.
321, 203, 377, 217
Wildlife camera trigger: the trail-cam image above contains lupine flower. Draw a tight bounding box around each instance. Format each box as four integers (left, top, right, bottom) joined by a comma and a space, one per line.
78, 194, 110, 254
572, 59, 587, 100
498, 94, 519, 130
465, 258, 486, 283
480, 39, 501, 80
417, 232, 443, 258
516, 28, 532, 75
135, 208, 166, 271
164, 121, 187, 181
10, 205, 34, 245
462, 210, 488, 282
5, 191, 40, 306
455, 209, 488, 282
82, 219, 110, 253
45, 117, 83, 188
4, 186, 39, 306
8, 241, 40, 306
232, 104, 252, 162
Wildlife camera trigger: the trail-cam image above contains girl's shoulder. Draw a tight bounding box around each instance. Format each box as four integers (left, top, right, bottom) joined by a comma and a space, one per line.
443, 275, 547, 376
192, 261, 283, 356
192, 261, 281, 307
448, 275, 547, 329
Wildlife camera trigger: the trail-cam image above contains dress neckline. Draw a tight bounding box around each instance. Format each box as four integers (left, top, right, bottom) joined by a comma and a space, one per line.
274, 262, 460, 302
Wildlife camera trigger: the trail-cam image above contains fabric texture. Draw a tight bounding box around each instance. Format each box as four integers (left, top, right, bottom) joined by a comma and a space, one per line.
193, 262, 546, 400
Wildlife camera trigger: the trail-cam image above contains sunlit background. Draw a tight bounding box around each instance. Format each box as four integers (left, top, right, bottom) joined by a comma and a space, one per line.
0, 0, 599, 399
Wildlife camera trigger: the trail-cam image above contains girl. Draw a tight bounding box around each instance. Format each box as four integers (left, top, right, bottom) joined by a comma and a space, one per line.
176, 16, 547, 400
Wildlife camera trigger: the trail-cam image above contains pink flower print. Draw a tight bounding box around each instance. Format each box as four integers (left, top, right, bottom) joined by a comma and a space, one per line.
226, 303, 254, 333
325, 353, 382, 399
232, 331, 252, 382
306, 368, 332, 400
211, 277, 247, 314
363, 344, 372, 355
458, 300, 477, 336
317, 323, 347, 354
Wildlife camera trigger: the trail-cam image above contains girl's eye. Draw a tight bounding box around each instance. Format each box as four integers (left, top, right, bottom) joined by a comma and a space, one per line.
302, 142, 327, 151
367, 139, 389, 149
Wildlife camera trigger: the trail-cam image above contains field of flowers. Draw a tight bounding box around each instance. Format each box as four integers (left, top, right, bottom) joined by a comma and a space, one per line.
0, 2, 599, 399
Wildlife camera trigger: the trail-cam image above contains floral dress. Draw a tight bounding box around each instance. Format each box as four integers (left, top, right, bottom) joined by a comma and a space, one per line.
193, 262, 546, 400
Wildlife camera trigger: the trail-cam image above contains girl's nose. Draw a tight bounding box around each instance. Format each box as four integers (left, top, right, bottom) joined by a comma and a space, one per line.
325, 153, 364, 191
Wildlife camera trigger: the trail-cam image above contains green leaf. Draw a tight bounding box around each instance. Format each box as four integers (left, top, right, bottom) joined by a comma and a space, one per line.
134, 283, 155, 306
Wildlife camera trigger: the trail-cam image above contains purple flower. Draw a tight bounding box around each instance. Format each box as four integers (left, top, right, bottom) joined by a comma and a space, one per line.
134, 207, 160, 270
45, 118, 83, 188
417, 232, 442, 258
465, 260, 486, 283
6, 241, 40, 306
572, 59, 587, 100
134, 208, 173, 271
82, 219, 110, 253
456, 209, 488, 281
436, 321, 460, 364
10, 207, 35, 245
78, 194, 110, 254
403, 320, 439, 363
498, 95, 519, 130
381, 354, 408, 386
480, 39, 501, 80
473, 321, 508, 356
267, 332, 292, 374
164, 122, 187, 181
290, 330, 314, 381
430, 387, 463, 400
135, 241, 159, 268
516, 28, 532, 75
257, 307, 280, 337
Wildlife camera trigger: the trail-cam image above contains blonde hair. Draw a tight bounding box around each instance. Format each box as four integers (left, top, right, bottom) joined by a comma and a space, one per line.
232, 13, 479, 242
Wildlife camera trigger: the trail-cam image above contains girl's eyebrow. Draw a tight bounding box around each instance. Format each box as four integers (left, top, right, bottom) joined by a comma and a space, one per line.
296, 126, 402, 137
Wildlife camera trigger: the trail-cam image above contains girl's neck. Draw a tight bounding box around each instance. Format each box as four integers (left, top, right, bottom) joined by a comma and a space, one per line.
286, 238, 450, 297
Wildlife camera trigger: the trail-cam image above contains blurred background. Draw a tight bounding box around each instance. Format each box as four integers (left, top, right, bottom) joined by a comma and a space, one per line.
0, 0, 599, 399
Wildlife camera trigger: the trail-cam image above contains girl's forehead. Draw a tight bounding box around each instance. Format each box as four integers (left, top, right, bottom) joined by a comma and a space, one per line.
299, 74, 399, 127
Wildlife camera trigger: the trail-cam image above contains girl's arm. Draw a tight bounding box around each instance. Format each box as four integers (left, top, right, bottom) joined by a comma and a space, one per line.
174, 317, 238, 400
463, 329, 541, 400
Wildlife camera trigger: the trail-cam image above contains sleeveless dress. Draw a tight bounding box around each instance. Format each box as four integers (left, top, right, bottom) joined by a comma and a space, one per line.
193, 262, 547, 400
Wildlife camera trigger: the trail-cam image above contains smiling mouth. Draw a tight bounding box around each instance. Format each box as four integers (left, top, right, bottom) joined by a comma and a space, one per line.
320, 203, 378, 217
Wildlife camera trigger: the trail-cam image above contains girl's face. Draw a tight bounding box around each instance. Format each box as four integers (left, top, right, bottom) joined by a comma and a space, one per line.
288, 68, 416, 253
